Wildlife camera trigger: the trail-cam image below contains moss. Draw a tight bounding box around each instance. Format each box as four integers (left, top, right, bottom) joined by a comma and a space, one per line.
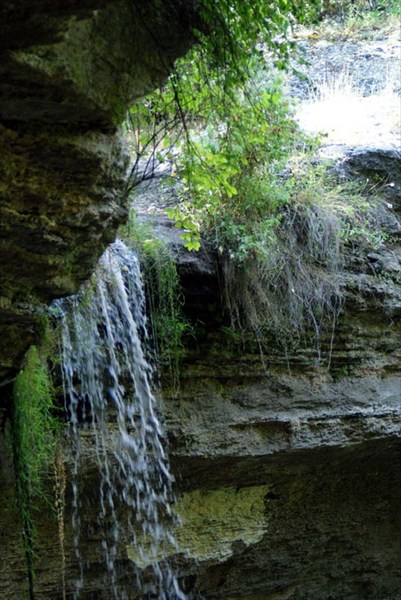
11, 345, 61, 596
176, 485, 269, 560
128, 484, 269, 568
121, 215, 192, 394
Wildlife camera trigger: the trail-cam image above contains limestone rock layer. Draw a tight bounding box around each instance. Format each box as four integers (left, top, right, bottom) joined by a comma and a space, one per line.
0, 0, 198, 380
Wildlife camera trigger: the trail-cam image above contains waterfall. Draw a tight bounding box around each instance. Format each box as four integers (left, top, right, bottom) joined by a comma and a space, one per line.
57, 240, 186, 599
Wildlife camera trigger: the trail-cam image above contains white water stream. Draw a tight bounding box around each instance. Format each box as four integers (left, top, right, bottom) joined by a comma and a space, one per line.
57, 240, 186, 599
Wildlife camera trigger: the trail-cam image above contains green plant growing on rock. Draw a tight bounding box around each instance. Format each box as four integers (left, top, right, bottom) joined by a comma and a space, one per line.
121, 214, 192, 393
127, 61, 387, 360
216, 156, 385, 359
127, 60, 302, 250
11, 345, 61, 599
124, 0, 388, 359
125, 0, 323, 224
319, 0, 401, 39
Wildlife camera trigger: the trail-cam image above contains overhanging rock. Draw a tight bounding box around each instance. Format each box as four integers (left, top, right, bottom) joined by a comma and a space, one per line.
0, 0, 200, 381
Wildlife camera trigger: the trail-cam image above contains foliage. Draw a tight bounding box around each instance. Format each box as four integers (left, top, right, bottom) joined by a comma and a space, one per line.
196, 0, 322, 76
127, 75, 385, 357
218, 157, 384, 357
121, 214, 192, 393
319, 0, 401, 38
125, 0, 323, 202
11, 345, 61, 595
124, 0, 387, 357
127, 62, 301, 250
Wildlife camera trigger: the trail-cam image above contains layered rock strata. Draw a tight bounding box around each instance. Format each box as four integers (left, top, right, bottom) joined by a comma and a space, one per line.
161, 144, 401, 598
0, 0, 198, 381
1, 142, 401, 599
1, 6, 401, 596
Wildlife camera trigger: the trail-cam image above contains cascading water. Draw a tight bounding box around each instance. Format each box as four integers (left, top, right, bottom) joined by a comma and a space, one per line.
56, 240, 186, 599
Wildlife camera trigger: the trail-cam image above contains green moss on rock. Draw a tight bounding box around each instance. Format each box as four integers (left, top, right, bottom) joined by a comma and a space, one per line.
128, 484, 268, 568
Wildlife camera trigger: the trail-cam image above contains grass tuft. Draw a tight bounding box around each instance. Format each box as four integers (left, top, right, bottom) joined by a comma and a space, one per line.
220, 159, 384, 360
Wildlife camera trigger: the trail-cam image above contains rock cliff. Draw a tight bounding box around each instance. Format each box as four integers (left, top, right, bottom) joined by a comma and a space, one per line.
0, 0, 198, 382
1, 6, 401, 600
162, 145, 401, 598
2, 142, 400, 600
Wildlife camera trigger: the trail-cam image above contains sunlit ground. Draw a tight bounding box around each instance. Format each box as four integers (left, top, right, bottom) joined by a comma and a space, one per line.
296, 70, 401, 146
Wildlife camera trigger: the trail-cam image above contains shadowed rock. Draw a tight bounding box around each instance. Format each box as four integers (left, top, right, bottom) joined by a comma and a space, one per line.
0, 0, 200, 381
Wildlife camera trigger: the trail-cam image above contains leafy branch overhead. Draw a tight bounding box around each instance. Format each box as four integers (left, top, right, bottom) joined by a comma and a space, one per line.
125, 0, 322, 204
125, 0, 389, 353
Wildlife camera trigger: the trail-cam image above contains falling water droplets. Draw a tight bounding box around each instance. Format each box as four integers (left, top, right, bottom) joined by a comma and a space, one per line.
56, 240, 185, 599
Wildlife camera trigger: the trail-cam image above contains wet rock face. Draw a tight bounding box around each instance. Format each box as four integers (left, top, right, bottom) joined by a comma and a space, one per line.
187, 439, 401, 600
160, 141, 401, 598
0, 0, 199, 381
164, 297, 401, 597
1, 10, 401, 596
130, 141, 401, 599
1, 142, 401, 598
